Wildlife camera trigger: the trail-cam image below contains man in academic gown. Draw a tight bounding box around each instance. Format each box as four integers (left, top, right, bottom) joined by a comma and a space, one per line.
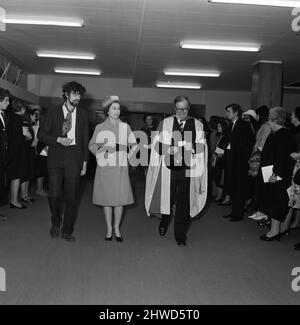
145, 96, 208, 246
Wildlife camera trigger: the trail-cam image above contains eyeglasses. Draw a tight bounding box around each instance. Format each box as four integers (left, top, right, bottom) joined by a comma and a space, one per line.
175, 108, 188, 113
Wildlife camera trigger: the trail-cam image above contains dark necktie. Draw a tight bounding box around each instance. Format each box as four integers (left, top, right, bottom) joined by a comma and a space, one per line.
179, 120, 185, 133
62, 107, 73, 137
0, 111, 5, 127
0, 111, 8, 151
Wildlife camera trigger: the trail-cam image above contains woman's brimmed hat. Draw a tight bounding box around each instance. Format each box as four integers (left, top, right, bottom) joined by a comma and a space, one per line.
243, 109, 257, 121
102, 95, 119, 109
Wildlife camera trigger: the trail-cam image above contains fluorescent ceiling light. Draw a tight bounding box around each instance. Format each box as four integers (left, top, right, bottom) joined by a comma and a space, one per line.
54, 68, 101, 75
156, 82, 201, 89
181, 41, 260, 52
208, 0, 300, 8
164, 70, 221, 77
37, 51, 95, 60
1, 16, 83, 27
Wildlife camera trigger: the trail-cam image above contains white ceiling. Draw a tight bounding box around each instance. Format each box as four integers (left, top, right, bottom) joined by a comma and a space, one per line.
0, 0, 299, 90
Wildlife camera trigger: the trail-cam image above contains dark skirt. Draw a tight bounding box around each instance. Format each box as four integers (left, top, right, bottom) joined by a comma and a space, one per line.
212, 157, 224, 187
35, 155, 48, 178
7, 146, 29, 181
23, 145, 36, 182
257, 172, 289, 222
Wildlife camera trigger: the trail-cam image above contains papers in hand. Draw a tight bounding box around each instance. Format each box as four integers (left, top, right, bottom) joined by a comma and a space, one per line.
261, 165, 282, 183
215, 147, 224, 156
40, 146, 48, 157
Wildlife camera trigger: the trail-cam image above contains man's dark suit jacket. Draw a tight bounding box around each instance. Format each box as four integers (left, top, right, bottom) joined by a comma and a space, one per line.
228, 118, 255, 194
0, 116, 8, 205
37, 105, 89, 170
0, 116, 7, 165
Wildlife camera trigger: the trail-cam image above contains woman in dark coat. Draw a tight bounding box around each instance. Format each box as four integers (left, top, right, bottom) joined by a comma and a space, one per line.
280, 106, 300, 250
259, 107, 296, 241
29, 108, 48, 196
19, 108, 37, 203
218, 119, 232, 206
140, 114, 156, 177
211, 119, 229, 202
6, 99, 29, 209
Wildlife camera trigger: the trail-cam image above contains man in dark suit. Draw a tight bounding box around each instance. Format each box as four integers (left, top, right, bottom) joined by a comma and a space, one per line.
0, 88, 10, 221
38, 81, 89, 242
223, 104, 255, 222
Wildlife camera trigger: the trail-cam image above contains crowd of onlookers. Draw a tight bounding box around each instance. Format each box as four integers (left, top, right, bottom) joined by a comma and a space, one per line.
0, 88, 48, 220
206, 104, 300, 251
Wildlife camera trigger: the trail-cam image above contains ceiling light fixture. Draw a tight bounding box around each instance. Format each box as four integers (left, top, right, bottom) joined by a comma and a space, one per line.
156, 82, 201, 89
180, 41, 260, 52
37, 51, 95, 60
164, 70, 221, 77
208, 0, 300, 8
1, 16, 83, 27
54, 68, 101, 75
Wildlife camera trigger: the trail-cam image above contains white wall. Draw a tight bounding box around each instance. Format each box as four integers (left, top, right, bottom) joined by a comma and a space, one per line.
0, 78, 39, 104
27, 74, 206, 104
25, 75, 300, 118
205, 90, 251, 117
34, 74, 300, 118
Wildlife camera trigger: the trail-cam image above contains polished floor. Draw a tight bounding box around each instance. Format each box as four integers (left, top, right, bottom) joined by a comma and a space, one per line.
0, 172, 299, 305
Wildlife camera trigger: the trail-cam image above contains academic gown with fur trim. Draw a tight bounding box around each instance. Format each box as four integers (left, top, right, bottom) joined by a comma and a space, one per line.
145, 116, 208, 218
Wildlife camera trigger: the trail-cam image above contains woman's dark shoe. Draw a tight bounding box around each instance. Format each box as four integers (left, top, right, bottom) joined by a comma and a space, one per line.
9, 202, 27, 209
114, 233, 123, 242
258, 220, 271, 228
280, 229, 290, 236
105, 235, 113, 241
20, 197, 35, 204
259, 233, 281, 242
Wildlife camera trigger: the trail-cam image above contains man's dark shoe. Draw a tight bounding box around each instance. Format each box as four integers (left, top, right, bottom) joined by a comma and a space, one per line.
50, 226, 60, 238
61, 233, 76, 242
0, 214, 7, 222
159, 223, 168, 236
222, 214, 232, 219
177, 241, 186, 247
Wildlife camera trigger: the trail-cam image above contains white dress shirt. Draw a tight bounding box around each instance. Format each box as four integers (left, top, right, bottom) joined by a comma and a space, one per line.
0, 110, 5, 128
62, 104, 76, 145
175, 115, 186, 129
227, 117, 238, 150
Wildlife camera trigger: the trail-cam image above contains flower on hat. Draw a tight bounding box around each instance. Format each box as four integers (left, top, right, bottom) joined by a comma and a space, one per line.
102, 95, 120, 109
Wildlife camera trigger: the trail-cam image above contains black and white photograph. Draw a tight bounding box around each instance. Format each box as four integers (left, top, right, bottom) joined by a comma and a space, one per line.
0, 0, 300, 310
